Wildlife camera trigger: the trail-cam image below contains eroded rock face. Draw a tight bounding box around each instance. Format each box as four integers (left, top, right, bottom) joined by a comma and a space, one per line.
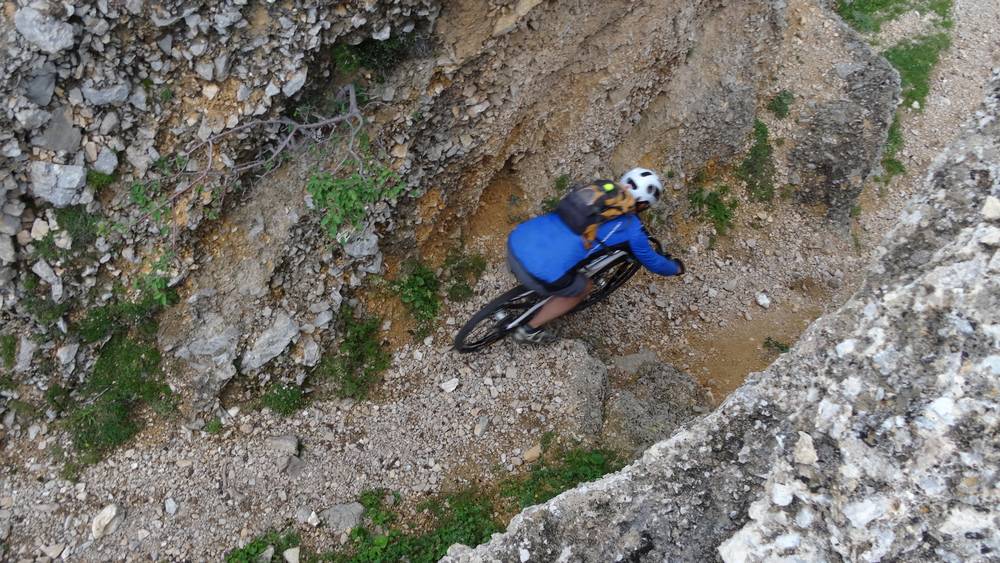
443, 72, 1000, 563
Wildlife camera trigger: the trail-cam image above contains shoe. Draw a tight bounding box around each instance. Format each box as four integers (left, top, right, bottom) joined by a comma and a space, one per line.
513, 324, 558, 344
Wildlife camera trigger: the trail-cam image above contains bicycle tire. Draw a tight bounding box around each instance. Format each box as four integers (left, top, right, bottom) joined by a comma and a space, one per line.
453, 285, 541, 353
574, 255, 640, 313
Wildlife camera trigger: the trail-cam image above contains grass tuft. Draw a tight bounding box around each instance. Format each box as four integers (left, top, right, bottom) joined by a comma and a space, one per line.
737, 120, 776, 202
1, 334, 15, 370
86, 170, 116, 190
767, 90, 794, 119
835, 0, 953, 33
883, 32, 951, 109
764, 336, 791, 353
316, 308, 390, 400
225, 530, 300, 563
688, 185, 739, 235
500, 448, 623, 508
261, 384, 305, 416
307, 163, 405, 241
444, 250, 486, 303
393, 261, 441, 333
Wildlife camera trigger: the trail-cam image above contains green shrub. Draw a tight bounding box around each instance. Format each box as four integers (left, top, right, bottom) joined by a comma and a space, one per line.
316, 308, 390, 400
541, 173, 572, 212
688, 185, 739, 235
333, 34, 417, 81
307, 164, 405, 240
393, 261, 440, 331
767, 90, 794, 119
737, 120, 776, 202
262, 384, 305, 416
884, 33, 951, 108
225, 530, 300, 563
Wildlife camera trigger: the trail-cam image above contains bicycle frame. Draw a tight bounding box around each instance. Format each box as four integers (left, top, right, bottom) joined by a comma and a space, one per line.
502, 247, 633, 330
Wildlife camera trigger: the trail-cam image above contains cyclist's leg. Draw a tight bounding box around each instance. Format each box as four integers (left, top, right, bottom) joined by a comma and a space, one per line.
528, 276, 592, 328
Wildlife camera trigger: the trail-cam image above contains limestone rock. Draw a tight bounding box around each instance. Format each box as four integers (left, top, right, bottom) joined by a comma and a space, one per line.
241, 312, 299, 370
28, 162, 86, 208
14, 7, 75, 54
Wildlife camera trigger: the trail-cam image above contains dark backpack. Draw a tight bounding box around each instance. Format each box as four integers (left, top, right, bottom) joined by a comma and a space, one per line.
555, 180, 636, 249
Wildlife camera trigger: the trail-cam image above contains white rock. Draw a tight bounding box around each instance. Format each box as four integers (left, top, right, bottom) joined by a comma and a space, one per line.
42, 543, 65, 558
835, 339, 856, 357
91, 503, 122, 539
56, 343, 78, 365
164, 497, 177, 515
843, 498, 885, 529
755, 292, 771, 309
983, 196, 1000, 220
283, 547, 301, 563
439, 378, 460, 393
30, 218, 50, 240
203, 84, 220, 100
771, 483, 793, 506
793, 432, 818, 466
519, 548, 531, 562
241, 312, 299, 370
307, 511, 321, 527
14, 8, 75, 54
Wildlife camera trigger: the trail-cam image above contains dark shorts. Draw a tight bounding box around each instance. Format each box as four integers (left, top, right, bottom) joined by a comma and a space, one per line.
507, 250, 588, 298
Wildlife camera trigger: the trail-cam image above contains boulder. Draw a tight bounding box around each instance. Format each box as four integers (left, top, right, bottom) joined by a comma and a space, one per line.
28, 162, 86, 208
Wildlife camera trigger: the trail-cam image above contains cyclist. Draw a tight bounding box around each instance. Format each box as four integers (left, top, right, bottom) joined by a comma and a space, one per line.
507, 167, 685, 344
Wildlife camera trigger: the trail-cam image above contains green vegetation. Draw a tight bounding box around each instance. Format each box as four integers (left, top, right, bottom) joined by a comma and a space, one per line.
332, 33, 418, 81
205, 417, 223, 434
444, 250, 486, 302
66, 334, 172, 465
880, 113, 906, 182
835, 0, 952, 33
883, 32, 951, 108
501, 448, 623, 508
307, 163, 405, 241
261, 383, 305, 416
77, 271, 176, 343
688, 185, 739, 235
1, 333, 15, 370
225, 530, 301, 563
227, 441, 622, 562
850, 203, 863, 218
316, 308, 390, 400
159, 88, 174, 103
56, 206, 100, 251
541, 173, 572, 212
767, 90, 794, 119
764, 336, 791, 354
393, 260, 441, 333
86, 170, 116, 190
737, 120, 776, 202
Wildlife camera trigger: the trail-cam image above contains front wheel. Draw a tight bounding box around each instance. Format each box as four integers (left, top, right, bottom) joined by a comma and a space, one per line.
453, 286, 543, 353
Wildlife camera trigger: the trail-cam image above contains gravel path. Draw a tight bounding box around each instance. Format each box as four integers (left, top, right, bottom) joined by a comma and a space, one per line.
2, 1, 998, 561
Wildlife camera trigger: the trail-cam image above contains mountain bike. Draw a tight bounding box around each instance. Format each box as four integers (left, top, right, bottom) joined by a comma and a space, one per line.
453, 238, 664, 353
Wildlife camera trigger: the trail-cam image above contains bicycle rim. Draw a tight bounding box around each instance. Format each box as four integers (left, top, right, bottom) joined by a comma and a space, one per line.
454, 287, 542, 353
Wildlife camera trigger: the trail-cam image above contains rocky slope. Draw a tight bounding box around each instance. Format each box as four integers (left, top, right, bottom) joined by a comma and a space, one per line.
444, 70, 1000, 563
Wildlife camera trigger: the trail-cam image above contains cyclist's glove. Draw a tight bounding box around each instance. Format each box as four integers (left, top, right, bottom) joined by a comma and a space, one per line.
672, 258, 685, 276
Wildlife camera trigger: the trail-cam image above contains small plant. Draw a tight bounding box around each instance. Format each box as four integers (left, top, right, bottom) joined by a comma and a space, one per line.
66, 334, 172, 465
737, 120, 776, 202
204, 417, 223, 434
332, 33, 417, 82
835, 0, 952, 33
541, 173, 572, 212
159, 88, 174, 103
850, 203, 862, 218
54, 206, 100, 251
501, 448, 623, 509
316, 308, 390, 400
393, 261, 441, 331
86, 170, 116, 190
225, 530, 300, 563
883, 33, 951, 108
261, 383, 305, 416
767, 90, 794, 118
764, 336, 791, 353
1, 333, 15, 370
307, 163, 405, 240
880, 112, 906, 181
444, 250, 486, 303
688, 185, 739, 235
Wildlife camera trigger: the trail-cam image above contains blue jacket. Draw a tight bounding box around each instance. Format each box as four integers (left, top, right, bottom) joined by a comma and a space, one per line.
508, 212, 681, 283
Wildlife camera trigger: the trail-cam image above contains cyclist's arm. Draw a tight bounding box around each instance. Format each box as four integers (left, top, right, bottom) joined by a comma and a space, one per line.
627, 220, 682, 276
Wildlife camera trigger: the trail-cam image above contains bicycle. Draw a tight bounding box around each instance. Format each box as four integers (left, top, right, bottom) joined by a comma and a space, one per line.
453, 237, 665, 353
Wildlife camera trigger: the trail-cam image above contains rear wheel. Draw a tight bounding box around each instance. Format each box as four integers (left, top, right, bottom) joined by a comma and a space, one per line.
454, 286, 543, 353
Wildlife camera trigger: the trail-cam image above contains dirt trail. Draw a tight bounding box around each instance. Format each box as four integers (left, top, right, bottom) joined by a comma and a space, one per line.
2, 0, 999, 560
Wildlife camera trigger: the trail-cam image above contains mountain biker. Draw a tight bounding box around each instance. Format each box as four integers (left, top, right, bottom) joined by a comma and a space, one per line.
506, 167, 685, 344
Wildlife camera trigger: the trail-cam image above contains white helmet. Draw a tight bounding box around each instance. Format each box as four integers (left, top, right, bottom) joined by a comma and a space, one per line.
620, 167, 663, 205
